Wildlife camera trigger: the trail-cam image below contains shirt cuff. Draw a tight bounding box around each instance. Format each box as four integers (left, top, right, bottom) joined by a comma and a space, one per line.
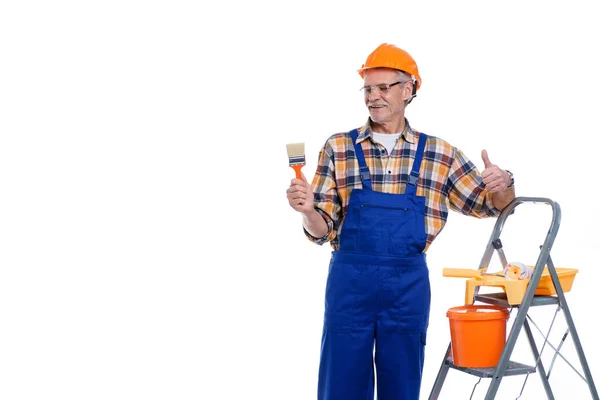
303, 208, 335, 245
485, 192, 501, 217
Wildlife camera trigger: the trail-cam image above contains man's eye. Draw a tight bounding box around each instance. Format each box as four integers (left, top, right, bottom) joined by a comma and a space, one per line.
377, 85, 389, 92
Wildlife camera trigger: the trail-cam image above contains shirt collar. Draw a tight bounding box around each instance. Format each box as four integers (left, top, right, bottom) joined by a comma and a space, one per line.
357, 118, 418, 144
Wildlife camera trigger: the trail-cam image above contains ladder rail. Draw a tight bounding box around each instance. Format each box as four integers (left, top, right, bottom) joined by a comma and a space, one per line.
485, 198, 560, 399
546, 255, 599, 400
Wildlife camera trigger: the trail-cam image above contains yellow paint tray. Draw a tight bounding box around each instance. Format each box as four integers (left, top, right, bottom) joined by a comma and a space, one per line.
444, 267, 579, 305
534, 267, 579, 296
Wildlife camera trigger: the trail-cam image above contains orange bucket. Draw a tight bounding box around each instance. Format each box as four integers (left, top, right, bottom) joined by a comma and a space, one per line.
447, 305, 510, 368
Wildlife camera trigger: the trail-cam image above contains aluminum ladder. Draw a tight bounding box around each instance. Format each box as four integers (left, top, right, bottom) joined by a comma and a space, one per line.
428, 197, 599, 399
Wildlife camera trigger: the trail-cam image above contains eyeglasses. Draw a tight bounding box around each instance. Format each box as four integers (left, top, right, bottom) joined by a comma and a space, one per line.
360, 81, 408, 95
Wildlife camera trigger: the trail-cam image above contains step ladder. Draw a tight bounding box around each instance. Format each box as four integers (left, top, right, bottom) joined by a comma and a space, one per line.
428, 197, 599, 399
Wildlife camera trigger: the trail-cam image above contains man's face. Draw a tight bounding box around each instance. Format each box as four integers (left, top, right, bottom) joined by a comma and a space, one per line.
362, 68, 412, 126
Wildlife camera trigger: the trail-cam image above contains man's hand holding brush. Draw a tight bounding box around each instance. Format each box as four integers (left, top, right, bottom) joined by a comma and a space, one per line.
286, 174, 328, 238
287, 172, 314, 213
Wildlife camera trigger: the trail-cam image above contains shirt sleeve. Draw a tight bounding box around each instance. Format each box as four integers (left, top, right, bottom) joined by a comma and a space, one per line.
304, 140, 341, 245
446, 148, 500, 218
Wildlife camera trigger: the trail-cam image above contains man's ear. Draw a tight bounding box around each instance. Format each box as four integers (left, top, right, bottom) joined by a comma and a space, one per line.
404, 81, 415, 101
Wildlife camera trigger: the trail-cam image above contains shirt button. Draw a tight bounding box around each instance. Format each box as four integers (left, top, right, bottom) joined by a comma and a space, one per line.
388, 171, 392, 174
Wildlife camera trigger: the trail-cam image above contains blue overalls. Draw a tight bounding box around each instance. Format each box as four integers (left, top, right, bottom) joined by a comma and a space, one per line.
318, 129, 431, 400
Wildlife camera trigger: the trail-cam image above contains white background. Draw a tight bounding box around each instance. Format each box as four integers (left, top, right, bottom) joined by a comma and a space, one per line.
1, 1, 599, 399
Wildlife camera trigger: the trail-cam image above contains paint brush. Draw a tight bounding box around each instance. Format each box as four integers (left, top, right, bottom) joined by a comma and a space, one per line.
286, 142, 305, 179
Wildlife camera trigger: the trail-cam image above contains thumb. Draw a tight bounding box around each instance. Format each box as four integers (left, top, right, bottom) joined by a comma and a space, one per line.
300, 171, 310, 184
481, 149, 492, 168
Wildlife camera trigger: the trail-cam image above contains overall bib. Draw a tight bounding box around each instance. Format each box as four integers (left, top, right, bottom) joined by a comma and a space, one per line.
318, 129, 431, 400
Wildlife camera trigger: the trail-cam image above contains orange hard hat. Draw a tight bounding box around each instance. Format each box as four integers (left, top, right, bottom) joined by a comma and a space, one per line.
358, 43, 422, 90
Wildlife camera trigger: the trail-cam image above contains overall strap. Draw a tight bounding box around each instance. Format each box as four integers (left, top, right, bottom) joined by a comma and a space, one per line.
405, 133, 428, 196
350, 129, 372, 190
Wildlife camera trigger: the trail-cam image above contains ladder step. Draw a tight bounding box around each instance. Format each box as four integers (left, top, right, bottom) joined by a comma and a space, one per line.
446, 358, 536, 378
446, 357, 535, 378
475, 292, 559, 307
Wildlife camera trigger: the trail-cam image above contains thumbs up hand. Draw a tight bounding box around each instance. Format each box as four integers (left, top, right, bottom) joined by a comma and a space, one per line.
481, 149, 511, 193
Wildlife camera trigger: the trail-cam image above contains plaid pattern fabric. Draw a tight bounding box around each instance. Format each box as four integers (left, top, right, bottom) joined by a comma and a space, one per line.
305, 119, 499, 252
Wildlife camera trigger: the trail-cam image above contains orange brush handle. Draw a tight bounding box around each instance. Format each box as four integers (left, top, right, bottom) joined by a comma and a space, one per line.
443, 268, 485, 278
291, 164, 304, 179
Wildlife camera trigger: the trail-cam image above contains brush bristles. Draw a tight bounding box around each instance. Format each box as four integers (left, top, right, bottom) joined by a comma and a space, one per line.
286, 142, 305, 157
286, 143, 306, 165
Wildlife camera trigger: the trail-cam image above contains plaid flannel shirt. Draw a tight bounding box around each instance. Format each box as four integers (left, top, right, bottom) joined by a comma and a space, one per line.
305, 119, 499, 252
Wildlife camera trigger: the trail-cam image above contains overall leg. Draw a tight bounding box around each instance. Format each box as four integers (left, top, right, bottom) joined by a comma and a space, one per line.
375, 264, 431, 400
375, 327, 426, 400
318, 261, 377, 400
318, 326, 375, 400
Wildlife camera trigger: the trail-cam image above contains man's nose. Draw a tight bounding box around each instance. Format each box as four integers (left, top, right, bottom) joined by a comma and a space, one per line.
366, 90, 381, 102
